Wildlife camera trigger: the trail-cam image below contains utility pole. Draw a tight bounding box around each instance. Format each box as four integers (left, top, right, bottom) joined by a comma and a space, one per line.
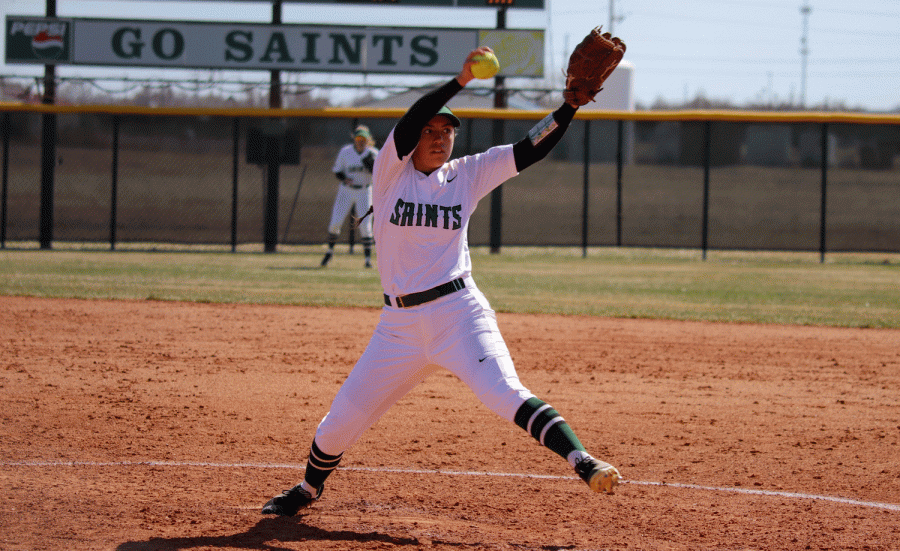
799, 2, 812, 108
609, 0, 616, 33
608, 0, 625, 34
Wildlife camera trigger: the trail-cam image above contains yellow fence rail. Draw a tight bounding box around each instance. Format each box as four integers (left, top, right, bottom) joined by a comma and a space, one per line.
3, 102, 900, 125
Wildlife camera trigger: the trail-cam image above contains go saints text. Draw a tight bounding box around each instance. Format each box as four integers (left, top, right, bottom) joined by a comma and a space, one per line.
389, 199, 462, 230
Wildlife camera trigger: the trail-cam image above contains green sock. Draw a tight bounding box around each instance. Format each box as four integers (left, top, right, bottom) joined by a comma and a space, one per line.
513, 397, 585, 463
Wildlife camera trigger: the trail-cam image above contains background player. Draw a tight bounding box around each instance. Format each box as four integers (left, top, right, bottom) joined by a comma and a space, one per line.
262, 41, 624, 516
321, 125, 378, 268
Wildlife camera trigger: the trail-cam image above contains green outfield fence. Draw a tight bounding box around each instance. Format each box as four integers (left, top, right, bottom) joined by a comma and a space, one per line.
1, 103, 898, 259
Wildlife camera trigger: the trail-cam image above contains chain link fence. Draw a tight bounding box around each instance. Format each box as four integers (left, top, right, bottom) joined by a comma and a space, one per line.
2, 107, 898, 253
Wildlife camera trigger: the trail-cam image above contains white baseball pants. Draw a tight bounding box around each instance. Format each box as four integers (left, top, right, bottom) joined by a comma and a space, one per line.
328, 184, 373, 238
313, 277, 534, 456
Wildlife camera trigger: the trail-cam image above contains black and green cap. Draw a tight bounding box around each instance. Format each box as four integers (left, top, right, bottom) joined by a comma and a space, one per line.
353, 125, 371, 139
436, 105, 461, 127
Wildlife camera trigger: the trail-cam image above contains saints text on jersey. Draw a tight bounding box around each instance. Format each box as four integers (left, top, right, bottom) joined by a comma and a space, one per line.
389, 198, 462, 230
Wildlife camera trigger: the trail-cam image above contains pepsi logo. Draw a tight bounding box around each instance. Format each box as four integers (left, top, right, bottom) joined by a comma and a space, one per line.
32, 30, 65, 60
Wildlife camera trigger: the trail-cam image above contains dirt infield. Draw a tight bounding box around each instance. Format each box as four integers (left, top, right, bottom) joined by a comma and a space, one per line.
2, 295, 899, 551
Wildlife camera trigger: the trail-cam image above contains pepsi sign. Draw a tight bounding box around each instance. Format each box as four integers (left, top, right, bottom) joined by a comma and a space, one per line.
6, 18, 72, 64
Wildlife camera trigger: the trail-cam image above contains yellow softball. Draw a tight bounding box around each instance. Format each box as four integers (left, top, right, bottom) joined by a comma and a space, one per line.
471, 52, 500, 79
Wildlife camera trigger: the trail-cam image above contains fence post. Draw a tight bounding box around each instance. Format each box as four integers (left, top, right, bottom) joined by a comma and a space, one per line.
616, 119, 624, 247
489, 143, 503, 253
1, 112, 9, 249
231, 117, 239, 253
701, 120, 712, 261
819, 122, 829, 263
109, 115, 119, 250
489, 6, 507, 254
582, 119, 590, 257
39, 100, 57, 250
263, 132, 280, 253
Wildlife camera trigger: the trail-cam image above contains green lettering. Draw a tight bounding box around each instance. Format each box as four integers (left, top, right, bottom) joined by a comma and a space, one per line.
301, 33, 320, 63
410, 35, 438, 67
152, 29, 184, 60
401, 202, 416, 226
225, 30, 253, 62
390, 198, 404, 225
261, 32, 293, 63
372, 35, 403, 66
440, 205, 452, 229
111, 27, 143, 59
329, 34, 364, 65
424, 204, 438, 227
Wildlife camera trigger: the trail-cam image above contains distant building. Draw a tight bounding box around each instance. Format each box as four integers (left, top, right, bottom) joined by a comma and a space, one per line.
578, 60, 635, 112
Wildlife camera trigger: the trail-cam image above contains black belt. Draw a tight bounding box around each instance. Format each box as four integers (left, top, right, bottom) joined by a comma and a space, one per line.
344, 183, 369, 190
384, 278, 466, 308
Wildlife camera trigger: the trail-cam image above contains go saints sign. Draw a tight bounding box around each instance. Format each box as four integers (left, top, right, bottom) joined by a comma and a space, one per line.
5, 16, 544, 77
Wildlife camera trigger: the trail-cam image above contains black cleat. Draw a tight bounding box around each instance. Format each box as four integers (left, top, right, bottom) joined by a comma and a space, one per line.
261, 483, 324, 516
320, 253, 332, 267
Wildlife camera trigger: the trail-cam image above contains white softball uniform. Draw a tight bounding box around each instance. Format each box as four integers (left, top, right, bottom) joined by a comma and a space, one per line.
328, 144, 378, 237
313, 128, 535, 456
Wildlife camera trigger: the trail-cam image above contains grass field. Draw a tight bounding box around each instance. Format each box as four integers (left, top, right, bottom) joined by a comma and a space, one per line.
2, 243, 898, 328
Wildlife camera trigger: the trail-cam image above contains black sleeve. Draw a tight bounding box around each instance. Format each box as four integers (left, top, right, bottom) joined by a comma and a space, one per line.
512, 103, 578, 172
393, 78, 464, 159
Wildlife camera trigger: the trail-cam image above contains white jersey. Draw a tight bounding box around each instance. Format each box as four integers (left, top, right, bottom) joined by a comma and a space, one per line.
332, 144, 378, 188
372, 127, 518, 296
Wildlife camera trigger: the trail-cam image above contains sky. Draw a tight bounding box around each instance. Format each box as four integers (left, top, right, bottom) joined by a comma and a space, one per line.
2, 0, 899, 112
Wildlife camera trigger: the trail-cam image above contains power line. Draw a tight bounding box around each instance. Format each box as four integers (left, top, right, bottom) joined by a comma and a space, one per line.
684, 0, 900, 18
811, 26, 900, 38
814, 7, 900, 18
589, 6, 900, 39
631, 54, 900, 65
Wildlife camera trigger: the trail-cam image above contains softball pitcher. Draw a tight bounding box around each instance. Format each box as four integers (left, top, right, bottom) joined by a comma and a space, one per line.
263, 44, 623, 516
321, 125, 378, 268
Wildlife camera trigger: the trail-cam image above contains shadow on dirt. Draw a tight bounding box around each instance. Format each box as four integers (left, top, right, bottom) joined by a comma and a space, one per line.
115, 517, 420, 551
